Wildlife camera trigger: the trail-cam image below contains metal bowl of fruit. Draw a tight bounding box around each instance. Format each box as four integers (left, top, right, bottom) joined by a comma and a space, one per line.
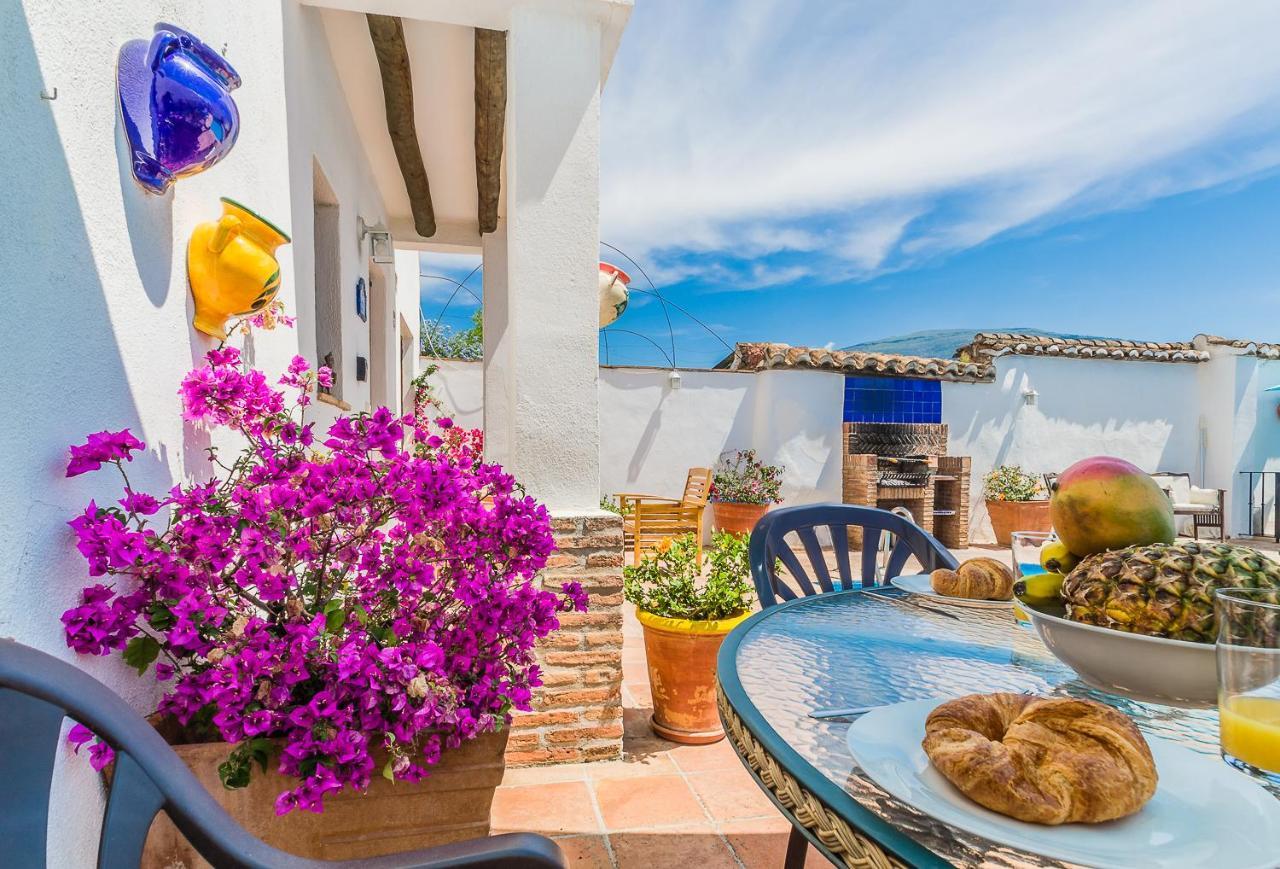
1017, 540, 1280, 709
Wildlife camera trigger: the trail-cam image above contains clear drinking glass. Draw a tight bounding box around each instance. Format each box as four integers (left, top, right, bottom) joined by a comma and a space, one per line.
1009, 531, 1054, 628
1216, 587, 1280, 783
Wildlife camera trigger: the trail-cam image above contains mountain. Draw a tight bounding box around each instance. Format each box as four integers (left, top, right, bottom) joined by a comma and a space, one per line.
842, 328, 1107, 359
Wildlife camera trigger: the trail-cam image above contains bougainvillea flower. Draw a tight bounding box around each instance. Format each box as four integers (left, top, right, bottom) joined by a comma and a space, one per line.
62, 347, 582, 812
66, 429, 145, 477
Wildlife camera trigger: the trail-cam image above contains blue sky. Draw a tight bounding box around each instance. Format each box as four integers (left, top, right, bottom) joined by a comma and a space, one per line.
420, 1, 1280, 368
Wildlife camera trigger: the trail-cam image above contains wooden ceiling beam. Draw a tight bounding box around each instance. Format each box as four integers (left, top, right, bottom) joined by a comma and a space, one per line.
474, 28, 506, 235
366, 14, 436, 238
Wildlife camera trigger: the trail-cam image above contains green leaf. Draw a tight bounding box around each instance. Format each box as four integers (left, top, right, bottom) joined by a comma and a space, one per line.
382, 759, 396, 782
249, 737, 274, 773
147, 601, 176, 631
218, 749, 253, 789
323, 599, 347, 632
122, 636, 161, 675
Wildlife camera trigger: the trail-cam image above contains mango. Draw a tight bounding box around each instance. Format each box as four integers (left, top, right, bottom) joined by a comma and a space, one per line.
1049, 456, 1175, 556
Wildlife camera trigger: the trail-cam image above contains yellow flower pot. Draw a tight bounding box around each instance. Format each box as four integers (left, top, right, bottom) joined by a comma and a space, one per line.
636, 608, 751, 744
188, 198, 291, 339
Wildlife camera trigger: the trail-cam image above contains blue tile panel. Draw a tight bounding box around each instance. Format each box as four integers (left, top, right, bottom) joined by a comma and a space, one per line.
843, 376, 942, 424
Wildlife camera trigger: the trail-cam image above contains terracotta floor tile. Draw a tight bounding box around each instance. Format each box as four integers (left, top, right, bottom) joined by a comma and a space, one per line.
552, 834, 614, 868
491, 781, 600, 835
501, 763, 588, 787
666, 738, 744, 773
621, 734, 676, 764
622, 681, 653, 707
622, 705, 655, 738
608, 827, 738, 869
594, 774, 708, 830
721, 818, 835, 868
585, 750, 679, 780
685, 768, 778, 821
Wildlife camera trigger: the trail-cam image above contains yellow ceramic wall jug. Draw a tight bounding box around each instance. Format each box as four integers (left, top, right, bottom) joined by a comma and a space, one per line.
188, 198, 291, 339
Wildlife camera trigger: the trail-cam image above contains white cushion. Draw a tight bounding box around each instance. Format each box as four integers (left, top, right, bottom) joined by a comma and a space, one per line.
1189, 486, 1219, 507
1151, 473, 1192, 505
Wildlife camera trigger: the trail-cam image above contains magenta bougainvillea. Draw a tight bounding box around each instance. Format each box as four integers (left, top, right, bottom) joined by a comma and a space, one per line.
61, 347, 582, 813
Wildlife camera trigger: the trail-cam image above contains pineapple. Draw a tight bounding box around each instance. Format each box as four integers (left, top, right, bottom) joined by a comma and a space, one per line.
1061, 541, 1280, 643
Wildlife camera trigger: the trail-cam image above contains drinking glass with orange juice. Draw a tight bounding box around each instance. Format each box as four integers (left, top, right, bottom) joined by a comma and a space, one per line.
1216, 587, 1280, 782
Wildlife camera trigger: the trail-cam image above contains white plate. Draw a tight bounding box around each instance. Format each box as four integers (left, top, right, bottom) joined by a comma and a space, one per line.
846, 699, 1280, 868
888, 573, 1013, 609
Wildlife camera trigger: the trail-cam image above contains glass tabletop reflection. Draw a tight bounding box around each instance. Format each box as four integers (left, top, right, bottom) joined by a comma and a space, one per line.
725, 587, 1261, 868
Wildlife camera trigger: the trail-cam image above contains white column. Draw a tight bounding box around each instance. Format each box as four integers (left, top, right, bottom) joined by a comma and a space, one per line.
482, 5, 602, 513
482, 226, 514, 464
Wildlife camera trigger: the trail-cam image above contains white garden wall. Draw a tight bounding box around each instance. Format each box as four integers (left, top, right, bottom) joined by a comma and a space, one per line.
429, 348, 1278, 545
1, 5, 409, 864
943, 356, 1203, 542
428, 361, 846, 508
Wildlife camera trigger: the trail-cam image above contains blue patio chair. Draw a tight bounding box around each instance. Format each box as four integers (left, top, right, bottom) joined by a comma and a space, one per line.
745, 505, 958, 868
749, 503, 959, 609
0, 640, 565, 869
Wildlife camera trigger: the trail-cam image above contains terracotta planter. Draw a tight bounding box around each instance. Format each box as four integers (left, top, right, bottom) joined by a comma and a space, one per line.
711, 501, 770, 535
133, 729, 507, 867
637, 608, 750, 744
986, 499, 1052, 546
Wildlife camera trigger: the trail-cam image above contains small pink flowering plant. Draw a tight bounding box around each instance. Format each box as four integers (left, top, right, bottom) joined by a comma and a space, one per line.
61, 347, 583, 814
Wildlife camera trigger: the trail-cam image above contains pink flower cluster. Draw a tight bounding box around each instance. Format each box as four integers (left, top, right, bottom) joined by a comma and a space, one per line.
62, 349, 581, 814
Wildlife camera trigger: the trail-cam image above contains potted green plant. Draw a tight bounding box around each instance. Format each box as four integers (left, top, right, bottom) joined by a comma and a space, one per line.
710, 449, 784, 535
624, 532, 754, 744
983, 464, 1050, 545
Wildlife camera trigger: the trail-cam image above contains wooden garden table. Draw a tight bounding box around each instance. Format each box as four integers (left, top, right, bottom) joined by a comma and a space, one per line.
715, 587, 1278, 868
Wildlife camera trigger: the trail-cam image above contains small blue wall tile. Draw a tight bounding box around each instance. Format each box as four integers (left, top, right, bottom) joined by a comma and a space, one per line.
843, 375, 943, 423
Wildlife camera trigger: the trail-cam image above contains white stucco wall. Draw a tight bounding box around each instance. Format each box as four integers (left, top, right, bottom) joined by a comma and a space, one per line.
599, 368, 761, 500
1, 4, 408, 864
429, 351, 1275, 545
424, 360, 845, 508
944, 356, 1204, 542
1217, 355, 1280, 535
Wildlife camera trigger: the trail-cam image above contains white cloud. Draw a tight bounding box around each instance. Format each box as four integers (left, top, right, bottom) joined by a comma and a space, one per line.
601, 0, 1280, 281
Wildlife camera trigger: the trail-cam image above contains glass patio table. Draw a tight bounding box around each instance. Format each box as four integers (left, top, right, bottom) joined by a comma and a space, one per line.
715, 586, 1277, 868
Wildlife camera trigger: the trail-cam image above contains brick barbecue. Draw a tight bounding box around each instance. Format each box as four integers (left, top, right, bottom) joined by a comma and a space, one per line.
841, 423, 970, 550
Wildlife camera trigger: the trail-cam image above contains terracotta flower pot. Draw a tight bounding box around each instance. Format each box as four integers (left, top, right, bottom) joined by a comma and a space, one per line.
132, 729, 508, 866
637, 608, 750, 744
986, 499, 1052, 546
711, 501, 770, 535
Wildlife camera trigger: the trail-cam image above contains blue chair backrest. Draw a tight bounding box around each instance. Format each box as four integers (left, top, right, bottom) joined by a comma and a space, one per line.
749, 504, 959, 609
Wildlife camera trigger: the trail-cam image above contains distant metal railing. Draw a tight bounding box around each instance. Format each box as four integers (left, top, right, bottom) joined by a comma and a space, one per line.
1239, 471, 1280, 541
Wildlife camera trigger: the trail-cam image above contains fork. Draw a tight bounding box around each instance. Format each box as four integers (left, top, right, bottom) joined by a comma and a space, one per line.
860, 585, 961, 620
810, 690, 1040, 721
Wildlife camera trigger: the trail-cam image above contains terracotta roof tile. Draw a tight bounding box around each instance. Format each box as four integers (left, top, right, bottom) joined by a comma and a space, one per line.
720, 343, 994, 382
721, 332, 1280, 380
1194, 335, 1280, 358
954, 332, 1209, 363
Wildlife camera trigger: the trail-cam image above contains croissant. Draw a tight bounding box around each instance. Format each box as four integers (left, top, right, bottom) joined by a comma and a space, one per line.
930, 558, 1013, 600
922, 693, 1157, 824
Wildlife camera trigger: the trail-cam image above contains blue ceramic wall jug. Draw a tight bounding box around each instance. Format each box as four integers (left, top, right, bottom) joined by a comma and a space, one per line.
118, 23, 241, 195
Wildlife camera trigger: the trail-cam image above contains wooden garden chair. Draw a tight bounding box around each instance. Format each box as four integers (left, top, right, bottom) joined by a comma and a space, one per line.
618, 467, 713, 564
